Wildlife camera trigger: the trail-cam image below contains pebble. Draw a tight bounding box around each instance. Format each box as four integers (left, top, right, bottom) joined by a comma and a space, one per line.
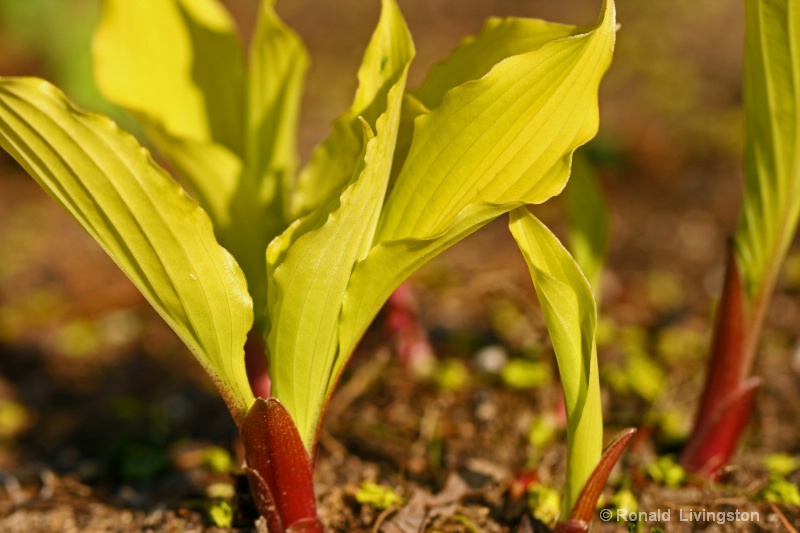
474, 345, 508, 374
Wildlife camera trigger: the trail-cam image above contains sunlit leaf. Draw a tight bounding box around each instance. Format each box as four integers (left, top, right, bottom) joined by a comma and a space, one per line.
339, 0, 616, 378
92, 0, 249, 274
378, 2, 614, 241
246, 0, 308, 187
0, 78, 254, 422
508, 207, 602, 515
391, 16, 584, 194
94, 0, 309, 331
94, 0, 244, 152
412, 16, 584, 111
138, 125, 242, 232
290, 0, 414, 218
735, 1, 800, 321
227, 0, 309, 331
565, 155, 608, 296
266, 0, 414, 448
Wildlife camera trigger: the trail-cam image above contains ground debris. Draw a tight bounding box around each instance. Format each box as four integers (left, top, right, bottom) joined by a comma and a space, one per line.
379, 473, 507, 533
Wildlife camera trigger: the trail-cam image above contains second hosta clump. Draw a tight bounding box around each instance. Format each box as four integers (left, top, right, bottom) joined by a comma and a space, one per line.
0, 0, 617, 529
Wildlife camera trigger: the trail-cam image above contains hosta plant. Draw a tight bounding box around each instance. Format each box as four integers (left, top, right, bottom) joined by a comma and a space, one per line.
680, 0, 800, 478
0, 0, 618, 529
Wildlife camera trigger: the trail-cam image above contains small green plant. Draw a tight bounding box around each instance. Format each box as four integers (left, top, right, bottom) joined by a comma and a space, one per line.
680, 0, 800, 478
759, 476, 800, 506
354, 481, 405, 510
763, 453, 800, 477
207, 500, 234, 528
0, 0, 623, 529
528, 482, 562, 527
644, 456, 686, 488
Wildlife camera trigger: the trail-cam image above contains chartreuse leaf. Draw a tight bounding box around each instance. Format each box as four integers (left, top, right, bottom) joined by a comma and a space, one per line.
221, 0, 309, 332
290, 0, 413, 218
412, 17, 584, 111
378, 0, 615, 241
508, 207, 602, 517
339, 0, 616, 377
0, 78, 255, 422
267, 0, 414, 448
93, 0, 244, 153
735, 1, 800, 311
565, 155, 608, 296
94, 0, 309, 331
246, 0, 308, 210
92, 0, 247, 260
138, 127, 242, 234
390, 16, 584, 189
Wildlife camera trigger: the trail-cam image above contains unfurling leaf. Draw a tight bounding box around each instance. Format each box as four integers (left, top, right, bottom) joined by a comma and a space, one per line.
509, 207, 603, 515
734, 0, 800, 364
267, 0, 414, 448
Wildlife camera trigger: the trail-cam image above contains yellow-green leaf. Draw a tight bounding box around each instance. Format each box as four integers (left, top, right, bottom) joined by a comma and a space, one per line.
92, 0, 249, 273
246, 0, 308, 215
266, 0, 414, 448
225, 0, 309, 331
412, 17, 584, 111
94, 0, 310, 332
735, 1, 800, 306
508, 207, 602, 516
138, 123, 242, 233
565, 155, 608, 296
291, 0, 413, 218
339, 0, 616, 372
0, 78, 254, 422
390, 16, 584, 196
93, 0, 244, 152
377, 1, 615, 242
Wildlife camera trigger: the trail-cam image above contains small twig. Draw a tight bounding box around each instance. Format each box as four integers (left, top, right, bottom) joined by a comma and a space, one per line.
0, 472, 24, 505
326, 348, 391, 421
770, 503, 798, 533
39, 469, 56, 501
712, 496, 750, 506
318, 429, 349, 461
372, 504, 402, 533
418, 510, 431, 533
743, 478, 767, 495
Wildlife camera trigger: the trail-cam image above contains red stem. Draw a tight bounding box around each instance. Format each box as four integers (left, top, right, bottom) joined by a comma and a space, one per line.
245, 331, 272, 399
680, 248, 761, 477
241, 398, 322, 532
554, 428, 637, 533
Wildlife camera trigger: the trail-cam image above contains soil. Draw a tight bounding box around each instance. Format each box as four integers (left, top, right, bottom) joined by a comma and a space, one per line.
1, 0, 800, 532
